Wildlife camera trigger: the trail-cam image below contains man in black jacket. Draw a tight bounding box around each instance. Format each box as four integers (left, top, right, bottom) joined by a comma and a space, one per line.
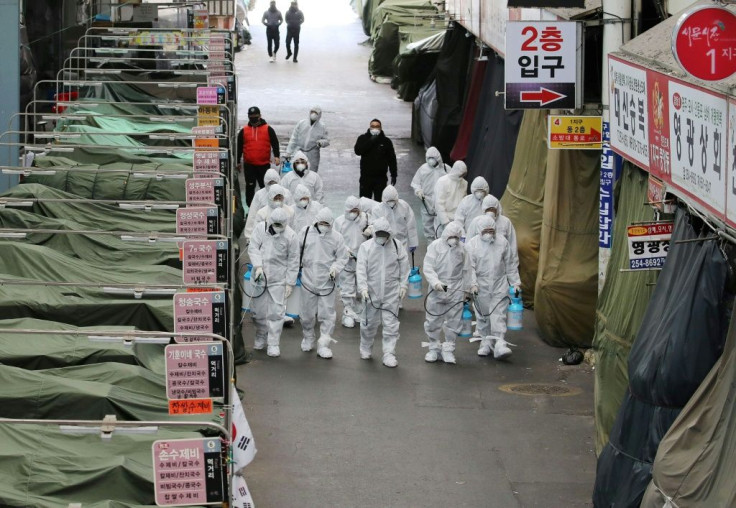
354, 119, 397, 200
285, 1, 304, 62
262, 1, 283, 62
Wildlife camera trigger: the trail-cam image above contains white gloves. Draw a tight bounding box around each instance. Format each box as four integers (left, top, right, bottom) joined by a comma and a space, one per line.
470, 285, 479, 295
512, 284, 521, 295
434, 282, 446, 292
362, 225, 374, 238
399, 287, 407, 300
329, 267, 338, 280
253, 266, 264, 282
361, 289, 370, 301
285, 285, 293, 298
415, 189, 424, 199
318, 139, 329, 147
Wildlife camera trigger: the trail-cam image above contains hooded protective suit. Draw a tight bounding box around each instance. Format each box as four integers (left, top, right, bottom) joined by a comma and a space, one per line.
454, 176, 489, 230
422, 221, 476, 363
281, 149, 325, 203
244, 170, 293, 239
292, 183, 323, 233
244, 184, 295, 241
371, 185, 419, 253
356, 217, 410, 366
334, 195, 369, 325
410, 146, 449, 240
466, 215, 521, 358
297, 207, 348, 358
247, 207, 299, 355
285, 106, 330, 171
466, 194, 519, 270
433, 161, 468, 237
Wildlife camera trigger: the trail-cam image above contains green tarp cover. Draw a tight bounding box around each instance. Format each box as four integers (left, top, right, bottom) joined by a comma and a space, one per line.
0, 208, 180, 267
57, 124, 192, 149
370, 23, 440, 77
0, 425, 207, 507
0, 184, 178, 232
0, 241, 182, 286
500, 110, 548, 307
369, 0, 438, 39
593, 163, 659, 454
87, 73, 204, 103
57, 103, 196, 134
0, 318, 163, 372
534, 148, 600, 348
65, 98, 205, 122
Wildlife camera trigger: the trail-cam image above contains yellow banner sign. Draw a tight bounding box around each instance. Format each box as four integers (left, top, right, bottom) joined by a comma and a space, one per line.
548, 115, 603, 149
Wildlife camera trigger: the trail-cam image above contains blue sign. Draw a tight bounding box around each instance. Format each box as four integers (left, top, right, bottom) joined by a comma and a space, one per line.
600, 121, 614, 248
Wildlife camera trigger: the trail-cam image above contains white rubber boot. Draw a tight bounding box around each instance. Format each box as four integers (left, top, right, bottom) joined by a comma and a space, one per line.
441, 341, 456, 364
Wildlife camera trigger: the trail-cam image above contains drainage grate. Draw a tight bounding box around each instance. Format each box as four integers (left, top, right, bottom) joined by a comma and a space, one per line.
499, 383, 581, 397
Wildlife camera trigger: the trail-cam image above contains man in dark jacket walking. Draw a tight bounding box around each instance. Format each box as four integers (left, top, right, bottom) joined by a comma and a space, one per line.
262, 1, 283, 62
354, 119, 397, 200
285, 1, 304, 62
237, 106, 281, 207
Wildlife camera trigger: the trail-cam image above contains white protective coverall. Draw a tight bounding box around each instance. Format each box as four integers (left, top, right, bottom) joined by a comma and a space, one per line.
410, 146, 449, 240
433, 160, 468, 237
334, 195, 370, 327
454, 176, 489, 231
292, 183, 323, 233
285, 106, 330, 172
466, 215, 521, 359
356, 217, 410, 368
371, 185, 419, 254
281, 150, 325, 203
248, 168, 294, 216
297, 207, 349, 358
422, 221, 476, 364
247, 207, 299, 357
466, 194, 519, 271
244, 184, 295, 242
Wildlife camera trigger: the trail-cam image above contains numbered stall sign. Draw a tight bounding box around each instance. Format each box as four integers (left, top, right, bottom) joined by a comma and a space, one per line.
548, 115, 602, 149
165, 342, 225, 401
182, 240, 229, 285
176, 207, 219, 237
505, 21, 582, 109
152, 438, 225, 506
173, 291, 227, 343
186, 178, 225, 210
627, 222, 673, 270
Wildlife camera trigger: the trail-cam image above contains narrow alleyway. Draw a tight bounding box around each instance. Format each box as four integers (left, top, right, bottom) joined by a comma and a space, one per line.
235, 2, 596, 506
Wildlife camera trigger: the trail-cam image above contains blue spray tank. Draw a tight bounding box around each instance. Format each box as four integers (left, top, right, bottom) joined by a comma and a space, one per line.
459, 302, 473, 338
408, 267, 423, 299
281, 158, 292, 175
507, 286, 523, 331
242, 264, 254, 313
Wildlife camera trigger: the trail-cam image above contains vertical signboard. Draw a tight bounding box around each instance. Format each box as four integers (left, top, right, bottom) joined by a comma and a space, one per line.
727, 98, 736, 228
182, 240, 229, 285
647, 70, 671, 180
152, 438, 225, 506
173, 291, 227, 343
165, 342, 224, 401
609, 56, 649, 170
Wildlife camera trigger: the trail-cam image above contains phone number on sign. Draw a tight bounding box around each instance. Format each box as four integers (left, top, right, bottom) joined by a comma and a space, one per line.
629, 257, 667, 269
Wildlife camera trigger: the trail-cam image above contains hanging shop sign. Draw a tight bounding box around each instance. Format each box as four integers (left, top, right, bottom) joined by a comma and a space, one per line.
727, 98, 736, 228
165, 342, 225, 401
600, 121, 614, 249
505, 21, 582, 109
182, 240, 229, 285
647, 175, 676, 214
547, 115, 602, 149
609, 56, 650, 170
176, 207, 219, 238
193, 150, 228, 175
173, 291, 227, 344
186, 178, 225, 209
152, 438, 225, 506
672, 5, 736, 82
627, 222, 673, 270
196, 86, 226, 105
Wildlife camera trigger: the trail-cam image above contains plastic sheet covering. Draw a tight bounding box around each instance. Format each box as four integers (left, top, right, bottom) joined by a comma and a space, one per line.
593, 163, 659, 454
57, 102, 196, 134
393, 31, 444, 101
0, 208, 180, 267
0, 425, 207, 507
534, 148, 600, 347
88, 72, 204, 103
412, 78, 437, 148
499, 110, 548, 306
0, 318, 163, 373
0, 184, 177, 232
641, 300, 736, 507
464, 55, 523, 198
60, 124, 192, 148
593, 207, 732, 507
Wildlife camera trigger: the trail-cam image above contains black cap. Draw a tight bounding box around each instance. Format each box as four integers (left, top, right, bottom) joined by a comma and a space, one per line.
248, 106, 260, 115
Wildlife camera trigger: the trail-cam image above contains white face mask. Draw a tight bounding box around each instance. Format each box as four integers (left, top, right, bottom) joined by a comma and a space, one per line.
318, 223, 331, 234
347, 211, 359, 221
386, 200, 397, 210
474, 191, 486, 200
270, 199, 283, 209
375, 236, 389, 246
310, 112, 318, 121
298, 198, 309, 209
485, 208, 498, 218
370, 128, 381, 136
447, 237, 459, 247
295, 163, 307, 171
427, 157, 438, 167
481, 232, 495, 243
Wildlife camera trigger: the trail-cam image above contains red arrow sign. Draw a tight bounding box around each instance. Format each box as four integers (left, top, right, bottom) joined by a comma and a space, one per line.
520, 87, 566, 106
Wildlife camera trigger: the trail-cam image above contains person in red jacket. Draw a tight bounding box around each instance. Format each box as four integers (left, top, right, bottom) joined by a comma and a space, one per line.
237, 106, 281, 207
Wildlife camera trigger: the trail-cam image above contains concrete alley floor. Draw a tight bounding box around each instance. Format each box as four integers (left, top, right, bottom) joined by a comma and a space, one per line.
235, 2, 596, 506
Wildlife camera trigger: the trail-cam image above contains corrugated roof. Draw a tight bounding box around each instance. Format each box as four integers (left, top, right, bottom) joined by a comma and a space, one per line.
617, 0, 736, 95
545, 0, 602, 20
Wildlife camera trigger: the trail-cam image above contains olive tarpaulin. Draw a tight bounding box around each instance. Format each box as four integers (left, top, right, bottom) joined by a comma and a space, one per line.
534, 148, 600, 348
593, 163, 660, 454
593, 207, 733, 507
499, 109, 548, 307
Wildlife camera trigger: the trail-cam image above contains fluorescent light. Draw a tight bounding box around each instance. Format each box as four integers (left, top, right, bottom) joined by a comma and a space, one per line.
118, 202, 180, 210
102, 286, 178, 299
2, 169, 56, 176
0, 200, 33, 208
120, 235, 186, 243
0, 232, 27, 239
34, 133, 82, 139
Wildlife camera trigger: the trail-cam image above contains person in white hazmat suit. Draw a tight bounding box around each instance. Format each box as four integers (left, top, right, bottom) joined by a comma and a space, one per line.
280, 150, 325, 203
466, 215, 521, 359
292, 183, 323, 233
243, 184, 295, 243
249, 168, 294, 216
285, 106, 330, 172
371, 185, 419, 255
454, 176, 489, 231
466, 194, 519, 268
433, 160, 468, 237
247, 207, 299, 357
334, 195, 371, 328
297, 207, 349, 358
356, 217, 410, 368
411, 146, 449, 241
422, 221, 477, 364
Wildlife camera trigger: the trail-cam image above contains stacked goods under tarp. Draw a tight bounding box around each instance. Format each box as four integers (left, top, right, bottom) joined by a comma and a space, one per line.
392, 30, 444, 101
593, 208, 732, 507
412, 78, 437, 147
499, 110, 548, 306
593, 163, 659, 454
463, 54, 523, 198
534, 148, 600, 348
641, 299, 736, 507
